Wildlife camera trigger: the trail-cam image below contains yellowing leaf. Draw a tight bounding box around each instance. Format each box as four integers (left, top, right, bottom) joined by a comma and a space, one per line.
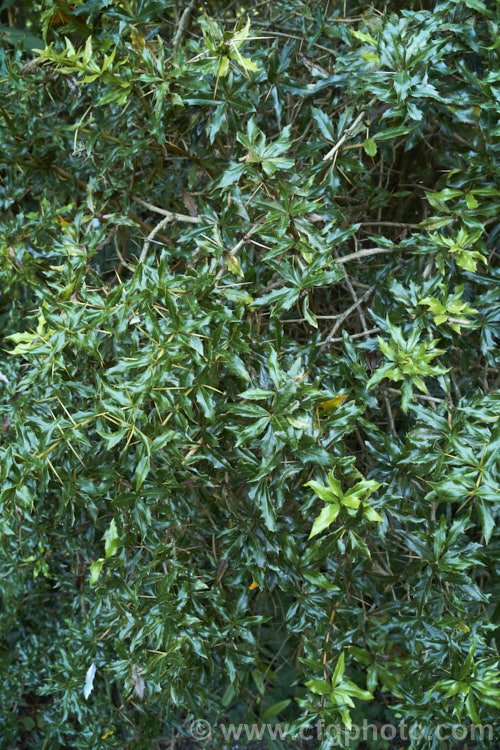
6, 331, 40, 355
225, 254, 243, 277
351, 29, 377, 46
231, 16, 251, 45
130, 28, 146, 49
319, 395, 349, 412
249, 579, 259, 590
362, 51, 380, 64
218, 56, 230, 77
233, 54, 260, 73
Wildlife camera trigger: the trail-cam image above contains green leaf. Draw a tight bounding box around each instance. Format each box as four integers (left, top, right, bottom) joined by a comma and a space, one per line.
373, 124, 415, 141
309, 503, 340, 538
104, 519, 120, 558
341, 679, 374, 700
339, 708, 352, 730
331, 652, 346, 687
327, 472, 343, 497
252, 669, 265, 695
261, 700, 291, 720
304, 480, 336, 503
465, 192, 478, 209
218, 162, 245, 187
302, 571, 340, 590
477, 499, 495, 544
0, 24, 44, 51
90, 558, 104, 585
239, 388, 274, 400
135, 454, 151, 491
311, 107, 335, 141
305, 679, 331, 695
363, 138, 377, 157
363, 505, 383, 523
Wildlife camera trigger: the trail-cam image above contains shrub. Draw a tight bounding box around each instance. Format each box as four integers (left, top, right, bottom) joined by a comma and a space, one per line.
0, 1, 499, 748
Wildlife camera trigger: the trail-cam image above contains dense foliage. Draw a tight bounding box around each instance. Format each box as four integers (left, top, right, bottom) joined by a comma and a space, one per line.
1, 1, 499, 748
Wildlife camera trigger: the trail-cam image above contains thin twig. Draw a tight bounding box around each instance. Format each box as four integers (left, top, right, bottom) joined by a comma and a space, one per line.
386, 387, 445, 405
383, 391, 397, 437
138, 216, 172, 264
326, 327, 380, 344
129, 195, 201, 224
323, 110, 367, 161
337, 241, 370, 333
335, 246, 399, 264
114, 233, 133, 271
345, 274, 369, 331
323, 99, 376, 161
360, 221, 420, 228
172, 0, 197, 55
252, 27, 359, 56
284, 312, 369, 322
319, 285, 374, 347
